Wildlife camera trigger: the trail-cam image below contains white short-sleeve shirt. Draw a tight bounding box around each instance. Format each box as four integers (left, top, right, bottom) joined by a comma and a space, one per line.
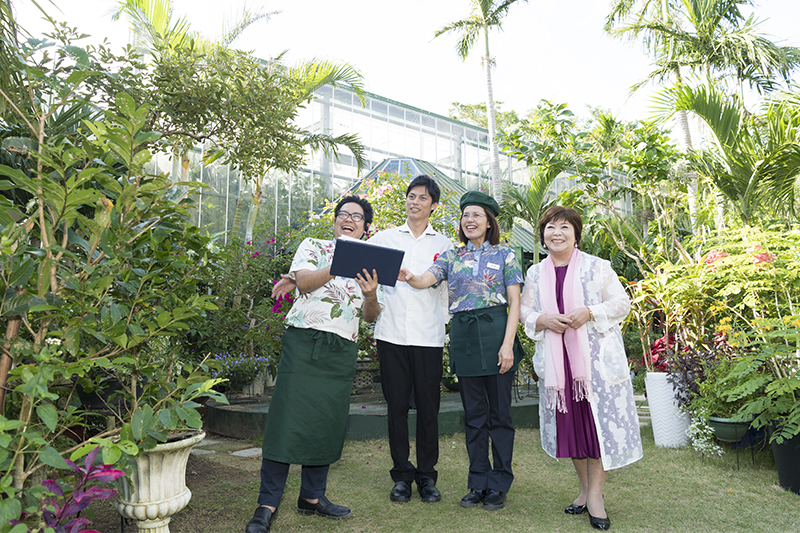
369, 222, 453, 347
285, 238, 383, 343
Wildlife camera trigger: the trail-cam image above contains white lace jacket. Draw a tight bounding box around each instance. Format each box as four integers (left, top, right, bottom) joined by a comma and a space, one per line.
520, 253, 643, 471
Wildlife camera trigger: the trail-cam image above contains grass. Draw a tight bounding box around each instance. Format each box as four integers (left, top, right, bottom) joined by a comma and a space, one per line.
88, 424, 800, 533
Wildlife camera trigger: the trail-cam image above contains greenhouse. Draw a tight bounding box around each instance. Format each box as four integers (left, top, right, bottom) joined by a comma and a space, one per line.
2, 0, 800, 532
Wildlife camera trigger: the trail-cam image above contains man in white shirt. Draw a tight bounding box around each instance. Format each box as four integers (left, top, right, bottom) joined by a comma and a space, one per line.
368, 175, 453, 504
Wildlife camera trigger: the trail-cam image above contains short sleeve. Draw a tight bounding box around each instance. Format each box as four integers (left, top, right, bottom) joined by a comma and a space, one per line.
290, 239, 317, 273
503, 249, 523, 287
428, 250, 454, 283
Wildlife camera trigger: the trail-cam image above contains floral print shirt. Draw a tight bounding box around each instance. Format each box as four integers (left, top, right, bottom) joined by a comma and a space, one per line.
285, 238, 383, 343
428, 242, 523, 313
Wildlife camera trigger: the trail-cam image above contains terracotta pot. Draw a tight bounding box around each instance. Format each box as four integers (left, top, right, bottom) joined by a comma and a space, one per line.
114, 431, 205, 533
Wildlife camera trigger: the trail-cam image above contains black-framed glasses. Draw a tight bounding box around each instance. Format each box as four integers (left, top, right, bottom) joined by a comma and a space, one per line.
336, 210, 365, 222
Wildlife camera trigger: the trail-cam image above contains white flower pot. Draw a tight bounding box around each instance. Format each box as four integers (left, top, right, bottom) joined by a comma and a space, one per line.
645, 372, 689, 448
114, 431, 205, 533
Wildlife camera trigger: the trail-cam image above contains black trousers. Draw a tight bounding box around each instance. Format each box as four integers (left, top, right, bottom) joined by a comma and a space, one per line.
256, 458, 329, 508
377, 340, 443, 483
459, 371, 515, 493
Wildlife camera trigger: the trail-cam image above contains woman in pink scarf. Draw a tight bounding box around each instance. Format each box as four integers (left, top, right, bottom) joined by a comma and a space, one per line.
520, 207, 642, 531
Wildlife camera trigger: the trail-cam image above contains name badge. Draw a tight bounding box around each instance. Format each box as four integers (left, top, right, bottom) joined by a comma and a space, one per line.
487, 262, 501, 270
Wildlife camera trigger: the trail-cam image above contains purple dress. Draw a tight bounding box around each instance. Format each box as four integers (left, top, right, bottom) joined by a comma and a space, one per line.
554, 265, 601, 459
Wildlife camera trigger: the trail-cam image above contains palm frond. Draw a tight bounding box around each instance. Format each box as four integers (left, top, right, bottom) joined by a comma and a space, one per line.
288, 59, 366, 104
219, 8, 277, 48
302, 132, 368, 174
113, 0, 192, 54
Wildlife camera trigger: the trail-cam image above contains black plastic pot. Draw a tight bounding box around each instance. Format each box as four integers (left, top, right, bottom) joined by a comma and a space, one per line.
770, 428, 800, 495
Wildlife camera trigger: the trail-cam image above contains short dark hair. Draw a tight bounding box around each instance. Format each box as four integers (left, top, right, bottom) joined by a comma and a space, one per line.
459, 207, 500, 246
334, 195, 373, 231
538, 206, 583, 247
406, 175, 441, 205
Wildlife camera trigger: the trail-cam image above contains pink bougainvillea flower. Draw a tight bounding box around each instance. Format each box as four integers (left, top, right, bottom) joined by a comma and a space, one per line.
252, 252, 260, 258
752, 252, 776, 264
703, 249, 729, 269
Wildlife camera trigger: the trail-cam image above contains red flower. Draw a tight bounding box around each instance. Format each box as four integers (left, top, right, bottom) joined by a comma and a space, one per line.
752, 252, 775, 265
433, 253, 440, 262
703, 249, 729, 269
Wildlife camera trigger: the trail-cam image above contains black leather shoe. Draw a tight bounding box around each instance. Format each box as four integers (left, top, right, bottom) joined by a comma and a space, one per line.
459, 488, 486, 508
482, 489, 506, 511
565, 504, 587, 515
589, 512, 611, 530
389, 481, 412, 503
245, 506, 277, 533
296, 495, 352, 519
416, 477, 441, 503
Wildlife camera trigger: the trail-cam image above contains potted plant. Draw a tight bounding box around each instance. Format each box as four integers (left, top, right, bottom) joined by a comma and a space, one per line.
184, 237, 291, 395
724, 315, 800, 494
629, 268, 705, 448
0, 58, 226, 530
664, 331, 759, 447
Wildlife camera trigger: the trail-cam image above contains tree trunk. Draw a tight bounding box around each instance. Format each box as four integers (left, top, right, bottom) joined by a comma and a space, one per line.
483, 28, 502, 201
0, 311, 22, 415
245, 186, 263, 243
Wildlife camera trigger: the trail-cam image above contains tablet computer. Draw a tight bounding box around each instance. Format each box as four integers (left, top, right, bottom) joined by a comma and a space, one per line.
330, 237, 405, 287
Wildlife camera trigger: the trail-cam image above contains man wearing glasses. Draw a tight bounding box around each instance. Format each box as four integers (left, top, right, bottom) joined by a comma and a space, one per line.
368, 175, 453, 504
246, 196, 382, 533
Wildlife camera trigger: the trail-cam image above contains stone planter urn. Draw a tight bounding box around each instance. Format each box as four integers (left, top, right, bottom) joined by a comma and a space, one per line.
114, 431, 205, 533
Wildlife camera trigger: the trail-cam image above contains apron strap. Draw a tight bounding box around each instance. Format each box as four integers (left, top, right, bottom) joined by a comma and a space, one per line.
457, 311, 495, 371
310, 329, 345, 361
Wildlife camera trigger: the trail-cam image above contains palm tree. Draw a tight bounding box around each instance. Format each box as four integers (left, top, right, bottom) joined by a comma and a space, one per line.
669, 81, 800, 224
0, 0, 24, 115
115, 0, 369, 240
606, 0, 800, 233
435, 0, 528, 201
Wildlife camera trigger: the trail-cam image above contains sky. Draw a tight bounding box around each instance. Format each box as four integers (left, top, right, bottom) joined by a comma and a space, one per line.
13, 0, 800, 125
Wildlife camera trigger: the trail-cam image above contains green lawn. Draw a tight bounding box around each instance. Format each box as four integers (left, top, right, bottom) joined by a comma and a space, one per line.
89, 424, 800, 533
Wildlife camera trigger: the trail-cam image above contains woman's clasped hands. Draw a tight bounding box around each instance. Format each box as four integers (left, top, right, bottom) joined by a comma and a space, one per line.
537, 307, 592, 333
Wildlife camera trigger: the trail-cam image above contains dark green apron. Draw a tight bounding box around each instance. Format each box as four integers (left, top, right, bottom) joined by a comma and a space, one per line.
449, 305, 525, 377
262, 326, 358, 465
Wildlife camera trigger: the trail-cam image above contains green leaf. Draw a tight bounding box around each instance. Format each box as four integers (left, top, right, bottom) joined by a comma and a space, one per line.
27, 304, 61, 313
102, 446, 122, 465
158, 409, 179, 430
0, 498, 22, 530
8, 259, 34, 289
156, 311, 172, 328
131, 409, 145, 441
35, 404, 59, 432
180, 408, 202, 429
38, 446, 70, 470
112, 333, 128, 348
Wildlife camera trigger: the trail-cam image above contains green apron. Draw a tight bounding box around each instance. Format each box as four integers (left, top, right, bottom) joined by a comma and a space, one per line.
449, 305, 525, 377
262, 326, 358, 465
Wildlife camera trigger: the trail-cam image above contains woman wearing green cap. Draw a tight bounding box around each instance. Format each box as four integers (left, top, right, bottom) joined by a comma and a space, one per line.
398, 191, 524, 511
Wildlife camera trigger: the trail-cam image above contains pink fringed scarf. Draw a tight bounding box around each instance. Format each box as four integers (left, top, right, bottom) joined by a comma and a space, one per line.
540, 249, 592, 413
